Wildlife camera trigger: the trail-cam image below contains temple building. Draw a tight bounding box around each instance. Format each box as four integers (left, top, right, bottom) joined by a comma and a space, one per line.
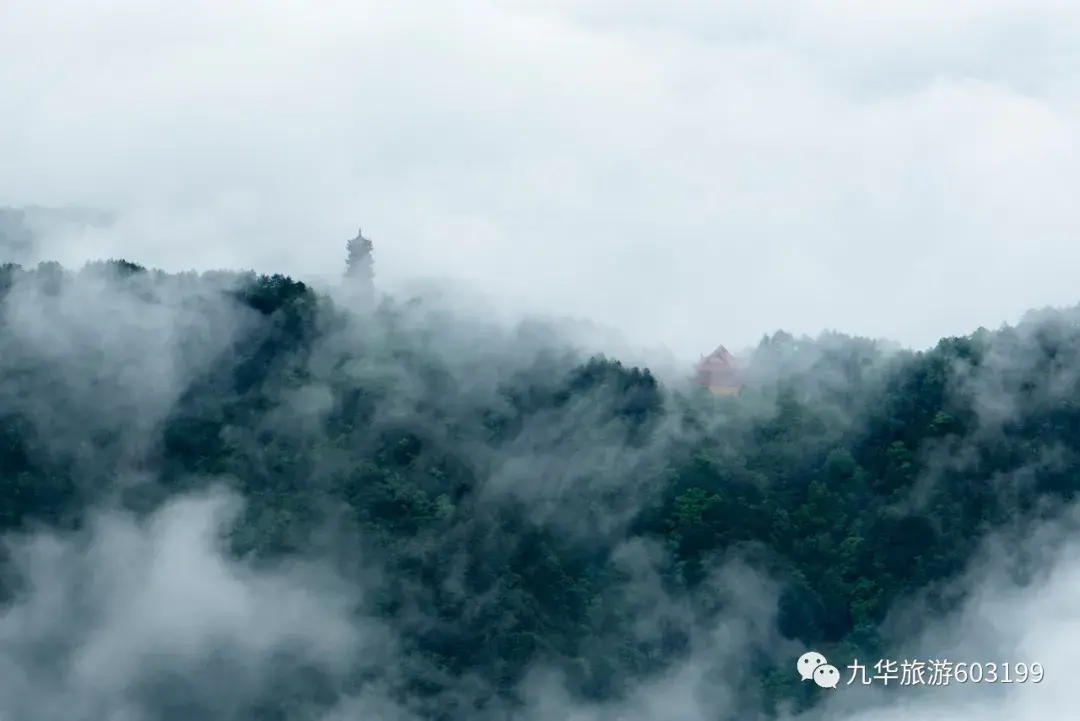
694, 345, 743, 396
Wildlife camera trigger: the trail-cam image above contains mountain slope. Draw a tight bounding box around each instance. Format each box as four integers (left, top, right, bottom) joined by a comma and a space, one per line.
0, 259, 1076, 720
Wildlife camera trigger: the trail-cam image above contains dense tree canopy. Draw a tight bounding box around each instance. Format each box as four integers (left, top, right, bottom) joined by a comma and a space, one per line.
1, 258, 1077, 719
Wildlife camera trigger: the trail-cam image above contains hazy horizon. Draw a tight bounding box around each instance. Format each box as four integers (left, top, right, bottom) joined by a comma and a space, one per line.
3, 4, 1080, 719
5, 1, 1080, 358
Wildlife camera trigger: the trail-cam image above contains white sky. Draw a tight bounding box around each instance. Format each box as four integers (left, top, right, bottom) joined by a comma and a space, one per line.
3, 0, 1080, 357
3, 5, 1080, 717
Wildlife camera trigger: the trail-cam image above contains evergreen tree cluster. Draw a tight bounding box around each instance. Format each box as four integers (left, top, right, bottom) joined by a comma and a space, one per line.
1, 257, 1078, 719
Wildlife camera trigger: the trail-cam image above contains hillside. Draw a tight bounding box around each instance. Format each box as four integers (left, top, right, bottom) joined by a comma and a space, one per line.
1, 259, 1077, 720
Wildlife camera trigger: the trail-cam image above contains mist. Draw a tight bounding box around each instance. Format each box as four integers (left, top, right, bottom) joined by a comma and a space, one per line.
5, 0, 1080, 354
0, 257, 1075, 720
4, 1, 1080, 720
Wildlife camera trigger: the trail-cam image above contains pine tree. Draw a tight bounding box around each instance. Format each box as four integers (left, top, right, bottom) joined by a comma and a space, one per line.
345, 228, 374, 286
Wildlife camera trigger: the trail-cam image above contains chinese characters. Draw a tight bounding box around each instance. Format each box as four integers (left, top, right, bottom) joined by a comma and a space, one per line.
846, 659, 1045, 686
796, 651, 1045, 690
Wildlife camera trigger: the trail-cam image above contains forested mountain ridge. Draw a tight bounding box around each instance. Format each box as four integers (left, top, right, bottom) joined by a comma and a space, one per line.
0, 258, 1077, 720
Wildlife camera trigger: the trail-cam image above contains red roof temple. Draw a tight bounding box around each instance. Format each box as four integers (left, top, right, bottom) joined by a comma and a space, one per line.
694, 345, 743, 396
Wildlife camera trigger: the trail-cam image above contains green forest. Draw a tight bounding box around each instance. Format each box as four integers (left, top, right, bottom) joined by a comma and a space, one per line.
1, 253, 1077, 720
